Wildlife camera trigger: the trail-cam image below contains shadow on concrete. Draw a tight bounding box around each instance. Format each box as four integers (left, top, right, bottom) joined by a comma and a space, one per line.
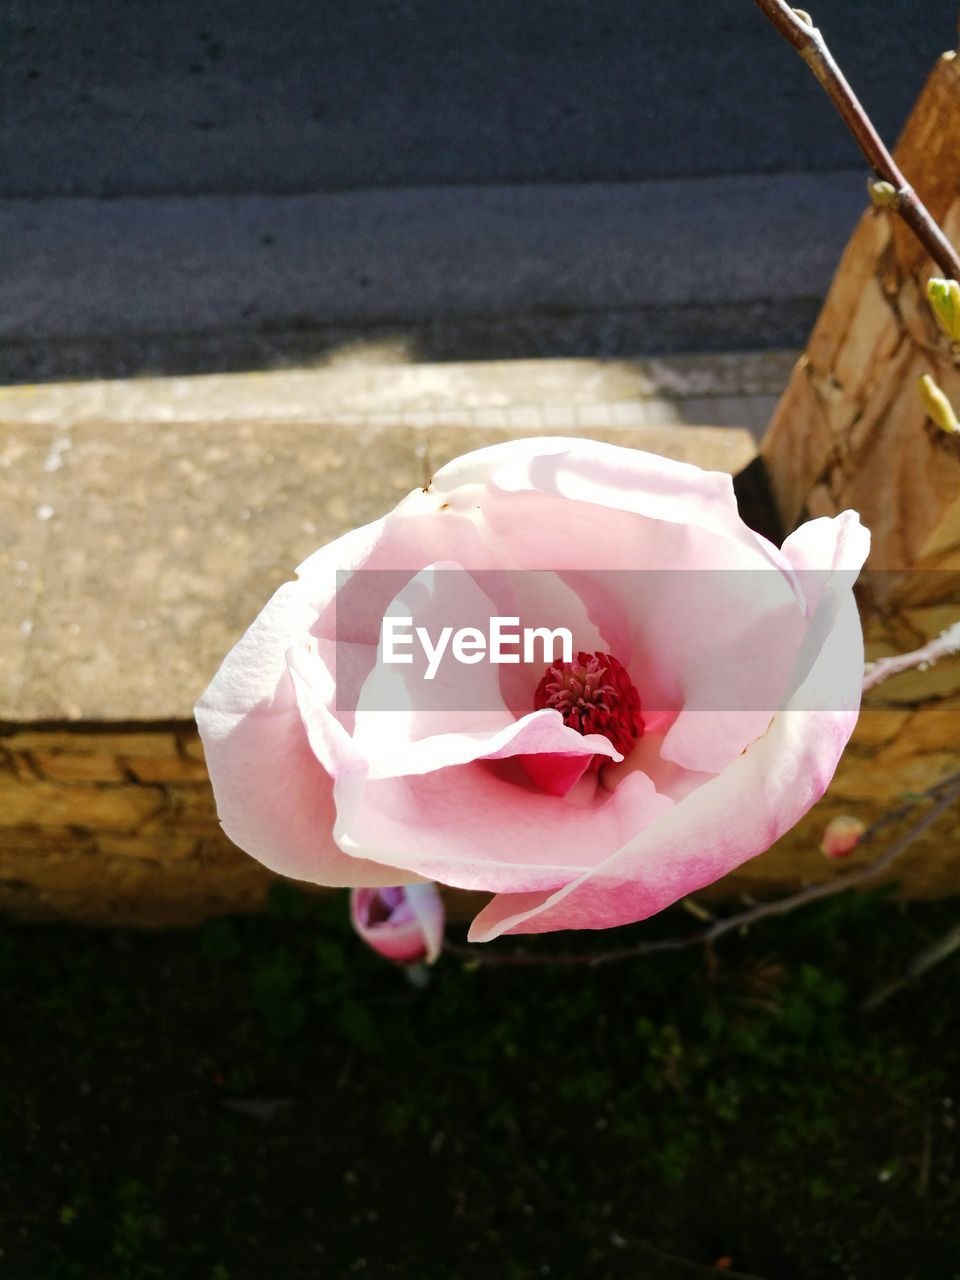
1, 299, 821, 385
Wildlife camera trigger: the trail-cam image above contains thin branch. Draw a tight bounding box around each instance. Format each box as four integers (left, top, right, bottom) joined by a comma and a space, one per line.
862, 621, 960, 692
752, 0, 960, 281
608, 1228, 770, 1280
862, 916, 960, 1011
445, 770, 960, 967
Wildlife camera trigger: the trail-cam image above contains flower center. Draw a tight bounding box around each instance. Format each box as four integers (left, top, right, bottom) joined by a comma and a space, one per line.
534, 650, 644, 759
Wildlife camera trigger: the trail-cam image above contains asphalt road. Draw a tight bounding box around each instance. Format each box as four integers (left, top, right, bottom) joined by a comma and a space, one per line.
1, 1, 956, 372
2, 0, 954, 197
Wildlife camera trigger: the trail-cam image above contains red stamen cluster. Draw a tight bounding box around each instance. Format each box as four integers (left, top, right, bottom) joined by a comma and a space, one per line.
534, 651, 644, 759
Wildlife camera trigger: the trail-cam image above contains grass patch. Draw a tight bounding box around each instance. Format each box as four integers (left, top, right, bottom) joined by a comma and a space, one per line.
2, 888, 959, 1279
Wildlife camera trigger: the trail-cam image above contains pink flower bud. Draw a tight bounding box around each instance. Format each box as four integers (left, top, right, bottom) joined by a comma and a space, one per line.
820, 815, 866, 859
349, 883, 445, 965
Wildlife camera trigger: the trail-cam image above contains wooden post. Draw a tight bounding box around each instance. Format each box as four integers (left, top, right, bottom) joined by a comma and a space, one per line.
762, 50, 960, 584
755, 47, 960, 900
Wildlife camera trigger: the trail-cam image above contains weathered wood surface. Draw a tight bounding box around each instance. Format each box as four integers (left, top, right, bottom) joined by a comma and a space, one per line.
762, 51, 960, 585
758, 47, 960, 906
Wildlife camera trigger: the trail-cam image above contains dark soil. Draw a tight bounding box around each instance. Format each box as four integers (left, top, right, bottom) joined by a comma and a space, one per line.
2, 884, 958, 1280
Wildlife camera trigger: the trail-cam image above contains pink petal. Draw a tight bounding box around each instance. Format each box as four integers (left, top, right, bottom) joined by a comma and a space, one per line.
332, 762, 674, 893
431, 437, 779, 561
196, 578, 401, 887
467, 513, 869, 940
405, 882, 447, 962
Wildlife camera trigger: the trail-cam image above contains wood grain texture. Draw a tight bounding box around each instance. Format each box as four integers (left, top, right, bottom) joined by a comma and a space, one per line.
762, 51, 960, 588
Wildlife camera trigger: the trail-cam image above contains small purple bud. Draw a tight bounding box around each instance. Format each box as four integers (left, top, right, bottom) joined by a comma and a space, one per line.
349, 883, 445, 965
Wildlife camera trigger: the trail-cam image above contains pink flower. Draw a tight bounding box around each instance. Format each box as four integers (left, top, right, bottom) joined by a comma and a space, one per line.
196, 437, 869, 942
820, 815, 867, 859
350, 883, 445, 965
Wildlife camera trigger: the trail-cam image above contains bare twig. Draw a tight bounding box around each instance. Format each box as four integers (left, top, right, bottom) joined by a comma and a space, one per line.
446, 770, 960, 967
862, 621, 960, 692
608, 1228, 770, 1280
918, 1112, 933, 1198
752, 0, 960, 280
862, 916, 960, 1011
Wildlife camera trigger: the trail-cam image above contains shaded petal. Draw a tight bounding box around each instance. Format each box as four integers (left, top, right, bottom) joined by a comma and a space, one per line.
333, 763, 674, 893
467, 528, 867, 940
405, 882, 447, 963
195, 579, 401, 887
431, 437, 780, 563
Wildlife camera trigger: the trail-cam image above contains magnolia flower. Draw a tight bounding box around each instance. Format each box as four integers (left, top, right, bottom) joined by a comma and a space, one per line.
349, 883, 445, 965
196, 437, 869, 942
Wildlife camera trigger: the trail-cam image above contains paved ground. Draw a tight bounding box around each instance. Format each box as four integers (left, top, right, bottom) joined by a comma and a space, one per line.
1, 175, 858, 380
2, 0, 951, 196
1, 1, 954, 374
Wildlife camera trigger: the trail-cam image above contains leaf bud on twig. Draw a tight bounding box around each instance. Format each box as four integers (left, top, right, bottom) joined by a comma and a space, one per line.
867, 177, 898, 208
919, 373, 960, 435
926, 277, 960, 342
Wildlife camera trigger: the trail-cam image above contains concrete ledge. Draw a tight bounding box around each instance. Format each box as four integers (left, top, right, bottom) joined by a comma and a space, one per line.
0, 350, 796, 425
3, 353, 793, 723
1, 421, 756, 722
